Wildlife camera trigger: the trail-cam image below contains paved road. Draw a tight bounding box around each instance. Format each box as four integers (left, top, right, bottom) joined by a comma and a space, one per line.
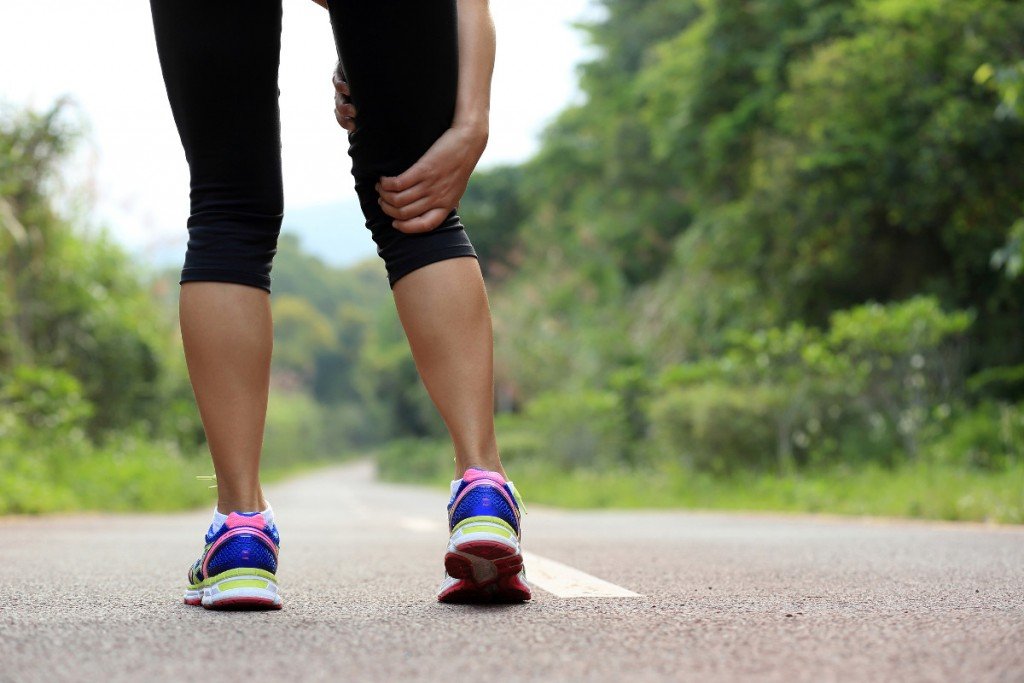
1, 461, 1022, 683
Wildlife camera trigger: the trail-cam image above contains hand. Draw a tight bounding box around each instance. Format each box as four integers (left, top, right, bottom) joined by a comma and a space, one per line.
375, 124, 488, 233
333, 63, 356, 132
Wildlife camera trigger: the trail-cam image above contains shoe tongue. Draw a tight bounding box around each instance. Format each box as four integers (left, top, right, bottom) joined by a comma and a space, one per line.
462, 468, 506, 485
225, 512, 265, 529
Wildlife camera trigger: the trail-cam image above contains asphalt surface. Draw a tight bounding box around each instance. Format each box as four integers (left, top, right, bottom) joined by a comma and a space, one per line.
1, 461, 1022, 683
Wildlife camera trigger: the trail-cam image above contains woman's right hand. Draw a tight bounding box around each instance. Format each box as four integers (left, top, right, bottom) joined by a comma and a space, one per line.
333, 63, 357, 132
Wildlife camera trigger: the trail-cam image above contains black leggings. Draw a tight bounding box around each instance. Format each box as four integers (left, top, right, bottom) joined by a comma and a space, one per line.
149, 0, 478, 292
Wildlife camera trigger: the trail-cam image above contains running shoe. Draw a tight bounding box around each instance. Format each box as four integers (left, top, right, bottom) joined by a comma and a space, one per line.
184, 511, 282, 610
437, 467, 531, 603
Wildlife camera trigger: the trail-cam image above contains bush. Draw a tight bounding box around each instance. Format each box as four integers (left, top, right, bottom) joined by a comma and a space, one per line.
493, 413, 547, 468
647, 296, 973, 473
374, 389, 635, 482
63, 431, 209, 512
520, 390, 630, 469
0, 410, 208, 515
374, 437, 451, 484
648, 382, 779, 474
926, 401, 1024, 471
0, 364, 93, 434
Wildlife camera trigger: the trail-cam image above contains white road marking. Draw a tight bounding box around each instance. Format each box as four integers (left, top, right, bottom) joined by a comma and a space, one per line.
397, 516, 642, 598
399, 517, 443, 533
521, 551, 641, 598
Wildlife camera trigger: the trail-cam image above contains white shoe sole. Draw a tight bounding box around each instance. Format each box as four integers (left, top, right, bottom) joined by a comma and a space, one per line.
184, 570, 282, 610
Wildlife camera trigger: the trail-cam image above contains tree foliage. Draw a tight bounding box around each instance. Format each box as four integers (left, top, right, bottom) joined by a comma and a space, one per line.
6, 0, 1024, 515
0, 99, 197, 442
475, 0, 1024, 475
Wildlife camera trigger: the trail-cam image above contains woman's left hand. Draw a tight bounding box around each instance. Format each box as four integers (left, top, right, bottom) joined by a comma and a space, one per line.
375, 124, 488, 234
333, 64, 357, 132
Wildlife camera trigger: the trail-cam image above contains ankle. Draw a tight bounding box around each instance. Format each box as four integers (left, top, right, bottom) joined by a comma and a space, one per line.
216, 492, 267, 514
454, 454, 506, 480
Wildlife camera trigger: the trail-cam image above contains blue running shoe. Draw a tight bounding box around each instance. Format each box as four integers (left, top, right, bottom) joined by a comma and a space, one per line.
184, 511, 282, 610
438, 468, 531, 603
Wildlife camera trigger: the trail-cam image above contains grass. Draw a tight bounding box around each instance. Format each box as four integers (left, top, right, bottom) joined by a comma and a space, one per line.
0, 435, 210, 515
375, 437, 1024, 524
4, 429, 1021, 523
0, 390, 356, 515
0, 434, 339, 516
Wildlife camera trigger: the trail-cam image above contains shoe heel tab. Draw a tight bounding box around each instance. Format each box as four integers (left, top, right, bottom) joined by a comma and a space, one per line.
225, 512, 266, 529
462, 468, 507, 485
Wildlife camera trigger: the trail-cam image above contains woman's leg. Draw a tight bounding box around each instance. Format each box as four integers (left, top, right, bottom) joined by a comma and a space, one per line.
179, 283, 272, 512
150, 0, 284, 512
327, 0, 505, 479
327, 2, 528, 602
392, 257, 505, 479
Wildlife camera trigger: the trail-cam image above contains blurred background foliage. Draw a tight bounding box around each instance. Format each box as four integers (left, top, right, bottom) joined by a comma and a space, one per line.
2, 0, 1023, 520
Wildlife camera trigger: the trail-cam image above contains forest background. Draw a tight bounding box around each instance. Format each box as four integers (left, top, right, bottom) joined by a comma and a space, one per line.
2, 0, 1022, 521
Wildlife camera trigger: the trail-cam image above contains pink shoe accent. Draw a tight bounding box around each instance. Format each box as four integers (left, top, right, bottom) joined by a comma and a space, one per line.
461, 468, 506, 485
225, 512, 266, 529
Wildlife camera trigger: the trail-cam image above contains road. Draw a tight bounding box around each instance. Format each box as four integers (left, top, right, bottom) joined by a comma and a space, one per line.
1, 461, 1022, 682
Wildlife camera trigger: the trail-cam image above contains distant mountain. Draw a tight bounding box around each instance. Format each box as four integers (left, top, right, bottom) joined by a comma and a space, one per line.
282, 199, 377, 268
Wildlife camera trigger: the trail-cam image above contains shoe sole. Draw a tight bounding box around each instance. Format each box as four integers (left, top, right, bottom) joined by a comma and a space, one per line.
438, 539, 531, 603
184, 569, 282, 610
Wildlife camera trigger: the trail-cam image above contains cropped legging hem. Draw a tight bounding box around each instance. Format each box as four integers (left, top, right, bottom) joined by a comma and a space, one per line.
179, 267, 273, 293
150, 0, 479, 294
387, 242, 478, 289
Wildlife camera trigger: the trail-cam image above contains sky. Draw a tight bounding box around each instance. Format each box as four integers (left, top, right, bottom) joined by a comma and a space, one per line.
0, 0, 596, 267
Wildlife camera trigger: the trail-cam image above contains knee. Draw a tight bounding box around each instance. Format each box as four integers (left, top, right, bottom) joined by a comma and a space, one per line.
181, 214, 282, 293
181, 169, 283, 293
356, 183, 477, 287
354, 175, 477, 287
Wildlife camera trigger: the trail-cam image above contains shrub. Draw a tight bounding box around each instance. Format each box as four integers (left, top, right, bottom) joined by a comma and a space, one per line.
648, 382, 779, 474
926, 401, 1024, 471
521, 390, 629, 469
0, 364, 93, 434
374, 437, 451, 484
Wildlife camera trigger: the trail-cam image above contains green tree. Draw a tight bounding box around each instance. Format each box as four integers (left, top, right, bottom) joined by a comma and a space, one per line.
0, 99, 197, 440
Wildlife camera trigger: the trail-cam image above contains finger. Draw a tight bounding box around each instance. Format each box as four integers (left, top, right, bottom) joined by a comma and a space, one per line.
335, 108, 355, 131
332, 71, 350, 96
379, 160, 435, 193
393, 207, 451, 234
375, 180, 429, 207
334, 96, 356, 119
378, 195, 435, 221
